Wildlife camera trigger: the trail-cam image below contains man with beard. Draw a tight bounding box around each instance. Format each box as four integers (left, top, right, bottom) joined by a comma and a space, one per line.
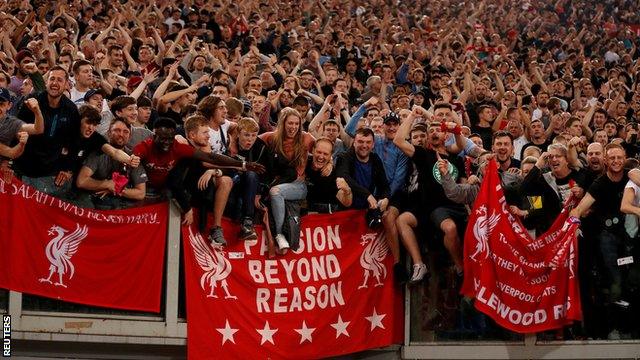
571, 144, 630, 339
584, 142, 605, 187
520, 119, 551, 159
110, 96, 153, 148
521, 143, 587, 235
69, 60, 95, 106
603, 120, 619, 139
14, 66, 80, 197
76, 118, 147, 209
305, 138, 352, 213
394, 106, 468, 283
492, 130, 520, 171
346, 101, 408, 197
103, 45, 127, 76
68, 105, 140, 175
466, 81, 499, 127
336, 128, 389, 211
532, 90, 551, 125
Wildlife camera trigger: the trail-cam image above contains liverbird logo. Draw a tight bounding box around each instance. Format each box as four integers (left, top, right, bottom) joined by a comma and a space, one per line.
357, 232, 389, 289
470, 205, 501, 261
39, 224, 89, 288
188, 227, 237, 299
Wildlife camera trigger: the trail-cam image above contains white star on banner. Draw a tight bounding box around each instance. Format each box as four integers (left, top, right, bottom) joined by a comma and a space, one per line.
294, 321, 316, 344
365, 307, 386, 331
256, 321, 278, 345
330, 315, 351, 338
216, 319, 239, 345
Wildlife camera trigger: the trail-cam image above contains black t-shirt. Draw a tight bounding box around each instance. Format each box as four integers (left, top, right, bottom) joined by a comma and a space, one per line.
471, 125, 493, 150
305, 155, 338, 206
68, 132, 107, 173
501, 157, 521, 171
587, 173, 629, 226
412, 147, 465, 212
159, 107, 184, 127
520, 139, 551, 159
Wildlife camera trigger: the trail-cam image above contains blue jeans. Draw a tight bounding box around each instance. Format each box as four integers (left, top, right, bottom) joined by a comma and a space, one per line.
269, 179, 306, 234
21, 175, 72, 200
232, 171, 259, 220
598, 230, 624, 301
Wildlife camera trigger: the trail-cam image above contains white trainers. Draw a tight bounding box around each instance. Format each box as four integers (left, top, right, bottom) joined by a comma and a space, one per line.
410, 263, 428, 283
275, 234, 290, 250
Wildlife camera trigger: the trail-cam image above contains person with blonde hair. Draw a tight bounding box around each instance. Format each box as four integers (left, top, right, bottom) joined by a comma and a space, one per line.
259, 107, 315, 250
228, 117, 272, 240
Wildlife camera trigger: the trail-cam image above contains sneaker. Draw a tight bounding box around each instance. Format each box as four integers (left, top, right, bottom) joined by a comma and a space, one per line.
410, 263, 429, 283
208, 227, 227, 246
393, 263, 408, 285
275, 234, 290, 250
239, 218, 257, 240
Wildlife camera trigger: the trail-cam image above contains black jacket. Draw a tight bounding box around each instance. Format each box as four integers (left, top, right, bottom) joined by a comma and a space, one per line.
336, 149, 390, 204
520, 166, 586, 235
14, 91, 80, 177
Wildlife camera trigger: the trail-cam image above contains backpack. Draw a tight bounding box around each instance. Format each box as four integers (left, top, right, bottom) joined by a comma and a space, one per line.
268, 199, 302, 251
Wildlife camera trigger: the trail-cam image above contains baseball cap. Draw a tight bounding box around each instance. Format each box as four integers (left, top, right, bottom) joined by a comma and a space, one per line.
0, 88, 11, 102
84, 88, 105, 102
15, 49, 34, 65
383, 112, 400, 124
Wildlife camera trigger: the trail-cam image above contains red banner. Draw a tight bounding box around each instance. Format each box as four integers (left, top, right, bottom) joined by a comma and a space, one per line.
461, 160, 581, 333
0, 178, 167, 312
183, 210, 403, 359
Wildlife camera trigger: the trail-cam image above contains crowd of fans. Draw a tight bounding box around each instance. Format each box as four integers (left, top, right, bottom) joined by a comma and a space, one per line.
2, 0, 640, 341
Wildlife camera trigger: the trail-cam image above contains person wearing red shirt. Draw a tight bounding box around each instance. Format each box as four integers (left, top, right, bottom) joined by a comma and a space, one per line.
134, 117, 264, 196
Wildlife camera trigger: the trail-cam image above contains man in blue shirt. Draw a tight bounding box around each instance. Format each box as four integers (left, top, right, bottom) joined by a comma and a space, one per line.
346, 98, 408, 197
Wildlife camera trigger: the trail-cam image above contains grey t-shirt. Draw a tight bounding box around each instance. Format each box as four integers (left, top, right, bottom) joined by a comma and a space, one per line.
0, 116, 25, 145
83, 149, 148, 186
128, 126, 153, 149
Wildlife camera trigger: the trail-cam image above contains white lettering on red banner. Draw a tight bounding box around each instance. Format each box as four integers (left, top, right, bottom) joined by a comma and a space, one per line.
461, 160, 582, 333
183, 210, 403, 359
0, 178, 167, 312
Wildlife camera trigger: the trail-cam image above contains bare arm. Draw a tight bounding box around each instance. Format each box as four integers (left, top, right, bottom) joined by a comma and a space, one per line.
393, 108, 417, 158
20, 99, 45, 135
569, 192, 596, 218
101, 143, 137, 167
0, 140, 26, 159
621, 187, 640, 217
76, 166, 114, 192
120, 183, 146, 201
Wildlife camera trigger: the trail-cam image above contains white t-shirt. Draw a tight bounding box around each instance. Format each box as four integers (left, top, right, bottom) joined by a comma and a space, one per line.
624, 180, 640, 238
513, 135, 527, 160
208, 120, 232, 154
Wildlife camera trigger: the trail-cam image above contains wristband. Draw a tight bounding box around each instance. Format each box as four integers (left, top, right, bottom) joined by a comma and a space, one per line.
242, 160, 247, 171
